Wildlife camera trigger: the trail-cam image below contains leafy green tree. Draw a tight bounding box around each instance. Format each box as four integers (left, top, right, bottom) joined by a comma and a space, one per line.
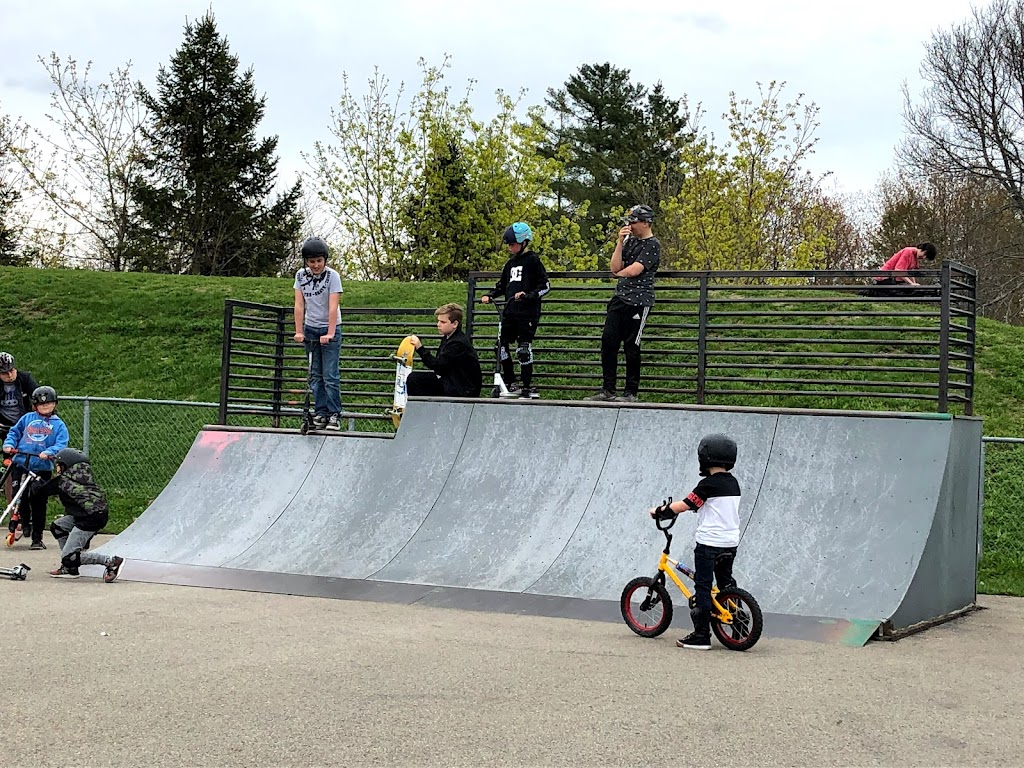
309, 58, 590, 279
659, 82, 836, 271
131, 12, 301, 276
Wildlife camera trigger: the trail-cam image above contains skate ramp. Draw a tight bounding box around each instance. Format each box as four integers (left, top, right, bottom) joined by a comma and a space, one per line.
523, 407, 777, 600
96, 399, 981, 642
226, 402, 474, 578
370, 402, 619, 591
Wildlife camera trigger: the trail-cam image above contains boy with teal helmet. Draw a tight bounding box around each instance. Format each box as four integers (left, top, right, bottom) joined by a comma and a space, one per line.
481, 222, 551, 398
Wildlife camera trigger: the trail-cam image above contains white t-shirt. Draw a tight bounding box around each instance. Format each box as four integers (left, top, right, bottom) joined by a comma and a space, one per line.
684, 472, 742, 547
294, 266, 343, 328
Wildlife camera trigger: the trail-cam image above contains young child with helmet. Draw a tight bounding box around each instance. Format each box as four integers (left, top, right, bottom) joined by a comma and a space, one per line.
2, 386, 69, 549
649, 433, 741, 650
33, 447, 124, 581
293, 236, 344, 430
480, 222, 551, 398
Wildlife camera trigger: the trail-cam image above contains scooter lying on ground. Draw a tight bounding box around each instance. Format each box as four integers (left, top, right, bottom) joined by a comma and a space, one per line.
0, 563, 30, 581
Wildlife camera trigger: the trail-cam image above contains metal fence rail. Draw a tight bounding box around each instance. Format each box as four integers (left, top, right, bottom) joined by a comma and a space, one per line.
218, 265, 976, 430
466, 264, 977, 414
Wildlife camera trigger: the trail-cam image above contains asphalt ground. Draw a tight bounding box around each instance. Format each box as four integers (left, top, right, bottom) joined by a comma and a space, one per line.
1, 541, 1020, 768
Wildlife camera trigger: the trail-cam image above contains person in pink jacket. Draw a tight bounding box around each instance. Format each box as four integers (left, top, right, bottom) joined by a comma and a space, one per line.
876, 242, 937, 285
863, 242, 938, 296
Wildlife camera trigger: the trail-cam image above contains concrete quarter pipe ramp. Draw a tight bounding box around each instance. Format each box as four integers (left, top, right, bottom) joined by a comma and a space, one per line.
94, 399, 981, 646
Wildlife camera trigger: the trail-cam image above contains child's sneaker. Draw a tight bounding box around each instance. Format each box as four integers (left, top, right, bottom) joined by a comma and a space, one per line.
586, 390, 616, 402
29, 540, 46, 550
13, 523, 23, 541
500, 382, 521, 398
49, 566, 80, 579
311, 414, 328, 430
103, 556, 125, 583
326, 414, 342, 431
615, 393, 639, 403
676, 632, 712, 650
519, 386, 540, 399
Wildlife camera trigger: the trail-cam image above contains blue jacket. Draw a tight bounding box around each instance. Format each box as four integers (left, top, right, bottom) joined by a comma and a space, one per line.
2, 412, 69, 471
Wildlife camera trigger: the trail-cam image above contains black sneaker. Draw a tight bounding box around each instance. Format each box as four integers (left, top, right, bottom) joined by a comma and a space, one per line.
29, 540, 46, 551
519, 386, 540, 399
500, 382, 521, 399
586, 390, 616, 402
615, 393, 639, 403
311, 414, 328, 430
326, 414, 342, 431
677, 632, 712, 650
103, 556, 125, 583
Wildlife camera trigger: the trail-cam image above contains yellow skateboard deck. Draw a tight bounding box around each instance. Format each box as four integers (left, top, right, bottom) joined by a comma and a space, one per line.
389, 336, 416, 428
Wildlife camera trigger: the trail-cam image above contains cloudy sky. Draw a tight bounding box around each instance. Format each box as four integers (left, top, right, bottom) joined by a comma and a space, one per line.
0, 0, 978, 199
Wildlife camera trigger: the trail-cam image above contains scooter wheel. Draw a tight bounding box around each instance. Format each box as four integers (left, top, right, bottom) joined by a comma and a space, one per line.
5, 532, 14, 548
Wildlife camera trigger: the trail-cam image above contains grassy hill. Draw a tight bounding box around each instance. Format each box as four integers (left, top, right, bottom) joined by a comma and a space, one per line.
2, 266, 1022, 594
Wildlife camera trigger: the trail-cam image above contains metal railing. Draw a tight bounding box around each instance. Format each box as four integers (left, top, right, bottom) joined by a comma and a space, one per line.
218, 264, 976, 429
466, 264, 976, 414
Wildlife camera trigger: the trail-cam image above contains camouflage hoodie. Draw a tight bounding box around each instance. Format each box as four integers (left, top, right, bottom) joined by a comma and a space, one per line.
36, 457, 109, 532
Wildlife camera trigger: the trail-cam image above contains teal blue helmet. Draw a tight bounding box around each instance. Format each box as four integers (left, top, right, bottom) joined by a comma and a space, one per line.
502, 222, 533, 246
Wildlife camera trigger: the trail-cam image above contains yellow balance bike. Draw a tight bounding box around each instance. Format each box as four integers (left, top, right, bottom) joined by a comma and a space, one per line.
620, 498, 763, 651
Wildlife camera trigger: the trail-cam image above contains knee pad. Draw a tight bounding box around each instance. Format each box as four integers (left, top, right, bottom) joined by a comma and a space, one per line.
50, 521, 69, 539
61, 550, 82, 570
516, 343, 533, 365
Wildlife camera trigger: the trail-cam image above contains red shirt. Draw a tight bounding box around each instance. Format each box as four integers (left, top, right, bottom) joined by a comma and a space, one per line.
877, 247, 919, 283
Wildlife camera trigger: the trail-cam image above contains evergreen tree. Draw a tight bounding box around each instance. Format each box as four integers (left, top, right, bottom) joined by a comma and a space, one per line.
131, 12, 301, 276
540, 63, 690, 254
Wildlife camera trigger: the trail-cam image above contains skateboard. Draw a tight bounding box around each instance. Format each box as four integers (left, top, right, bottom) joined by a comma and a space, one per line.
388, 335, 416, 429
0, 563, 30, 581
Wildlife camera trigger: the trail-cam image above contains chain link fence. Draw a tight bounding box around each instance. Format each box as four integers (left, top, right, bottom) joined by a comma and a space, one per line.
979, 437, 1024, 595
56, 397, 220, 531
10, 397, 1023, 596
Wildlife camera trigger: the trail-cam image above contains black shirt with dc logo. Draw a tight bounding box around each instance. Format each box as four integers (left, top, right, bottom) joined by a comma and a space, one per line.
486, 250, 552, 319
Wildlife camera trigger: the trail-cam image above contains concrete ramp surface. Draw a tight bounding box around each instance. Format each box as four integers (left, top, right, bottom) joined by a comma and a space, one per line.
96, 399, 981, 643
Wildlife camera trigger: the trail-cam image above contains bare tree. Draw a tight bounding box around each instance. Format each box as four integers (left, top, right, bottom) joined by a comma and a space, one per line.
901, 0, 1024, 310
7, 54, 146, 270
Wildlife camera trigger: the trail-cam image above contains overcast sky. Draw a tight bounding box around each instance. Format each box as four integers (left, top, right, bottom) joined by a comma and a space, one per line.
0, 0, 978, 200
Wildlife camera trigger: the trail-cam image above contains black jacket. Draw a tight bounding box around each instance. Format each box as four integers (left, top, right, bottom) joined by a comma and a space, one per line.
417, 329, 482, 397
0, 370, 40, 428
486, 250, 551, 318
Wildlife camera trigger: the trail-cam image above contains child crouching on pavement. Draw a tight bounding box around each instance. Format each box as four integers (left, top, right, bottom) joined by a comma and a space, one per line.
649, 433, 740, 650
34, 447, 124, 581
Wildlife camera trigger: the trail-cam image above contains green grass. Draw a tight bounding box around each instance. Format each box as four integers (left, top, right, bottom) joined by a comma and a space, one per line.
2, 266, 1022, 596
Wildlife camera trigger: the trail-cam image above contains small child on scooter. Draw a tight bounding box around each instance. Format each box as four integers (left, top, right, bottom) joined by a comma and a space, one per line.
2, 386, 69, 549
481, 222, 551, 398
649, 433, 740, 650
33, 447, 124, 581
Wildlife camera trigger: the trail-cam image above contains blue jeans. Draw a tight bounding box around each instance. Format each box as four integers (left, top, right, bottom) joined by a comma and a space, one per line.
303, 325, 341, 416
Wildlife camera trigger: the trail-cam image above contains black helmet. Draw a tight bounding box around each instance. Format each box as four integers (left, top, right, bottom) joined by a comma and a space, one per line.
31, 386, 58, 406
697, 433, 737, 476
0, 352, 14, 373
625, 204, 655, 224
55, 447, 89, 470
300, 237, 330, 262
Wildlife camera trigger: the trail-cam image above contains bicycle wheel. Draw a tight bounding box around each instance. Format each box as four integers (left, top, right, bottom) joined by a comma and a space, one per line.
711, 587, 763, 651
620, 576, 673, 638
